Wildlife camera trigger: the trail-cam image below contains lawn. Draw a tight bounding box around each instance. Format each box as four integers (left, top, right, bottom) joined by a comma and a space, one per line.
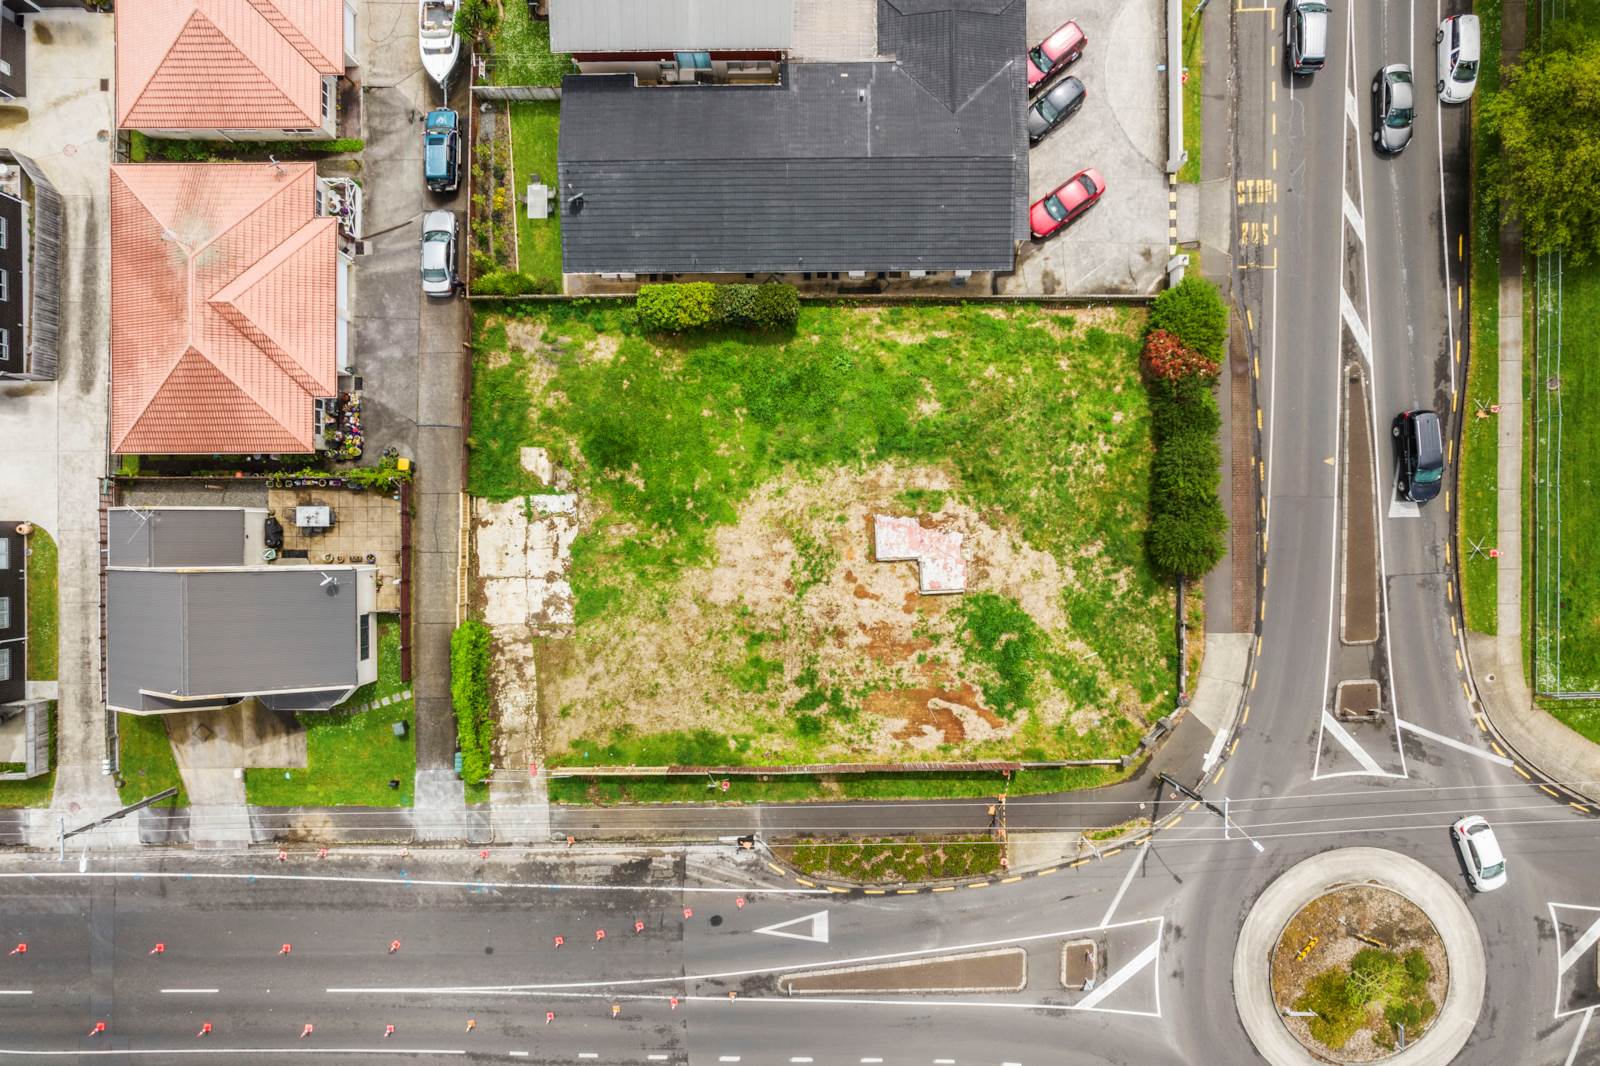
0, 703, 55, 808
774, 835, 1002, 884
1459, 0, 1502, 635
487, 4, 573, 87
508, 102, 562, 288
471, 302, 1177, 779
246, 618, 415, 806
1178, 9, 1205, 184
117, 713, 189, 807
25, 526, 56, 681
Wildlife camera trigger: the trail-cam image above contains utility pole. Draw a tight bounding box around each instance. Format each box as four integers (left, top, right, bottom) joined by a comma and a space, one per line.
59, 788, 179, 858
1158, 774, 1265, 853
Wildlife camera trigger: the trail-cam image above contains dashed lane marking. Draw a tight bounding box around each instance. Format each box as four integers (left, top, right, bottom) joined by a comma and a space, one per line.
647, 1056, 669, 1061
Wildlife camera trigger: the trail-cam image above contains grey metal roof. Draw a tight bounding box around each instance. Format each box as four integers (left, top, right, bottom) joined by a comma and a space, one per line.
550, 0, 794, 53
107, 567, 364, 713
559, 5, 1028, 277
108, 508, 245, 568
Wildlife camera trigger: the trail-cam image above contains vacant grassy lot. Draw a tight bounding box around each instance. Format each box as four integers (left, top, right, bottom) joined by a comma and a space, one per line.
471, 302, 1176, 776
247, 619, 415, 806
487, 4, 573, 87
25, 526, 56, 681
509, 102, 561, 287
775, 835, 1002, 884
0, 702, 55, 808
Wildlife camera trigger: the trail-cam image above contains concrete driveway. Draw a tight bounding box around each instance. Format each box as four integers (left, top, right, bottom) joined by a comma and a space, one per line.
1001, 0, 1171, 296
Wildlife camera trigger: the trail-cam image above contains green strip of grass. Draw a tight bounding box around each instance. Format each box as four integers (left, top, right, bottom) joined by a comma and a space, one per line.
25, 526, 56, 681
117, 713, 189, 807
776, 835, 1002, 884
1459, 0, 1502, 635
1178, 11, 1205, 184
0, 703, 56, 808
508, 102, 562, 287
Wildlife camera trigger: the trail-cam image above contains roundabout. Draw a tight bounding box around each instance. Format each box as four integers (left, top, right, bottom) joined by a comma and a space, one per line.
1233, 848, 1487, 1066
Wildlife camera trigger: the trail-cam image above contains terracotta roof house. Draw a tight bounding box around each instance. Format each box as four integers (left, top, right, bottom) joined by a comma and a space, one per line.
110, 162, 350, 456
115, 0, 357, 140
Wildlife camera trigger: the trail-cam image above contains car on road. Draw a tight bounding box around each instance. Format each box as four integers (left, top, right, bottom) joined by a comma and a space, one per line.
1452, 815, 1508, 892
1392, 408, 1444, 503
1030, 168, 1105, 239
424, 107, 460, 192
1027, 21, 1086, 90
1285, 0, 1330, 74
1436, 15, 1481, 102
1372, 64, 1416, 154
420, 210, 458, 297
1027, 76, 1086, 143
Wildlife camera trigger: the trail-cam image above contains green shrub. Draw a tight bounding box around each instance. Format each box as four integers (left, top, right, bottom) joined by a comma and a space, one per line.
1149, 275, 1229, 362
449, 621, 495, 785
714, 283, 757, 325
1296, 969, 1364, 1049
750, 281, 801, 329
473, 269, 554, 296
1148, 508, 1226, 579
1150, 429, 1221, 506
128, 131, 149, 163
637, 283, 718, 332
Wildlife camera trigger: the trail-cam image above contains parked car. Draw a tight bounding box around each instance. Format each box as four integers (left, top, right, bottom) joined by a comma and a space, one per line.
420, 210, 458, 297
424, 108, 460, 192
1029, 168, 1105, 239
1371, 64, 1415, 154
1028, 76, 1087, 143
1285, 0, 1330, 74
1027, 21, 1087, 90
1392, 408, 1444, 503
1436, 15, 1481, 102
1452, 815, 1508, 892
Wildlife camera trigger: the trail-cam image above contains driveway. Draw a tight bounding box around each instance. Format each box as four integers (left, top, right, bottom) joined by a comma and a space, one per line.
1001, 0, 1171, 296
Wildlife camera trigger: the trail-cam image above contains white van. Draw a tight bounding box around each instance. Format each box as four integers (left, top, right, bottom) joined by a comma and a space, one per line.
1436, 15, 1481, 102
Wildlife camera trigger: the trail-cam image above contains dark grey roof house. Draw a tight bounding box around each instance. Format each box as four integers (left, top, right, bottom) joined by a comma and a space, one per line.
106, 508, 378, 715
0, 150, 61, 382
558, 0, 1028, 277
0, 522, 25, 706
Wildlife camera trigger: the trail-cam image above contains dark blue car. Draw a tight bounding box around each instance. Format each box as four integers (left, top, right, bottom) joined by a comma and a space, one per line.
424, 108, 460, 193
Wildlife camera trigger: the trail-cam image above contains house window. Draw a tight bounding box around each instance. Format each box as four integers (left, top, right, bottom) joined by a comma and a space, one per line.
0, 329, 8, 361
0, 215, 7, 249
0, 269, 7, 302
0, 648, 9, 683
0, 596, 9, 629
0, 537, 7, 569
359, 615, 371, 661
322, 79, 334, 121
674, 51, 712, 69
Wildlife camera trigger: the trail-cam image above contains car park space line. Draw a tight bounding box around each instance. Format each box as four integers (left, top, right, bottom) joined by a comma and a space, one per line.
1394, 717, 1512, 766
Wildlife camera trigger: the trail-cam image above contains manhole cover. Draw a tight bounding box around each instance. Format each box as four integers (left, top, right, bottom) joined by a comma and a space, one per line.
1548, 376, 1562, 391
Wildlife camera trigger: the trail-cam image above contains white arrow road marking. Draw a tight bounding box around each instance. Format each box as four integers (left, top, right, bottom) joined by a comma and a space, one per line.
1075, 938, 1159, 1012
1340, 289, 1372, 363
1559, 915, 1600, 976
1565, 1008, 1594, 1066
1395, 719, 1512, 766
1319, 711, 1386, 776
754, 911, 830, 944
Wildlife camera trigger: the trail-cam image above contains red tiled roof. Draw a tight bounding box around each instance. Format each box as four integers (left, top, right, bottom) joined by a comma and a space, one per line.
116, 0, 345, 131
111, 163, 339, 455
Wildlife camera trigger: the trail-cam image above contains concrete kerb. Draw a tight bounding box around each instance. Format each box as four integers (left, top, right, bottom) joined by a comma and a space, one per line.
1232, 847, 1485, 1066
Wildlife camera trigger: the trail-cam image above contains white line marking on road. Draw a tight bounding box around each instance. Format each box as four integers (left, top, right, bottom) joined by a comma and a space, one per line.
0, 870, 822, 896
0, 1049, 467, 1057
579, 1054, 600, 1060
1395, 719, 1513, 766
1075, 938, 1159, 1013
1319, 711, 1386, 776
1340, 288, 1372, 362
933, 1060, 955, 1064
0, 991, 31, 996
1387, 494, 1421, 519
1559, 916, 1600, 976
1342, 191, 1366, 242
1565, 1008, 1594, 1066
159, 989, 218, 994
1345, 88, 1358, 124
510, 1054, 529, 1059
790, 1058, 814, 1063
862, 1058, 884, 1062
754, 911, 829, 944
718, 1056, 740, 1062
1098, 847, 1145, 929
1200, 725, 1228, 774
648, 1056, 669, 1061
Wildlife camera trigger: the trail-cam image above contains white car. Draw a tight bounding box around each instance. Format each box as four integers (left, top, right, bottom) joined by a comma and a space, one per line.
420, 210, 458, 297
1452, 815, 1507, 892
1436, 15, 1481, 102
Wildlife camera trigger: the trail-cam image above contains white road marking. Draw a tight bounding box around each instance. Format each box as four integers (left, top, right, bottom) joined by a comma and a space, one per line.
1387, 495, 1421, 519
1565, 1008, 1594, 1066
1200, 725, 1229, 773
579, 1055, 599, 1061
510, 1054, 530, 1060
0, 1050, 467, 1057
648, 1056, 669, 1061
0, 991, 31, 996
159, 989, 218, 994
0, 870, 822, 896
1098, 846, 1146, 929
753, 911, 830, 944
1345, 87, 1358, 123
1319, 711, 1386, 776
1075, 939, 1159, 1013
1433, 0, 1457, 397
1340, 288, 1372, 363
1559, 916, 1600, 976
1395, 718, 1513, 766
862, 1058, 884, 1063
790, 1059, 814, 1063
1342, 191, 1366, 242
933, 1060, 956, 1064
718, 1057, 740, 1062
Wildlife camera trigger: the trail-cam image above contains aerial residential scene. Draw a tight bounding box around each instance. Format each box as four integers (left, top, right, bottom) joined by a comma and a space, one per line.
0, 0, 1598, 1061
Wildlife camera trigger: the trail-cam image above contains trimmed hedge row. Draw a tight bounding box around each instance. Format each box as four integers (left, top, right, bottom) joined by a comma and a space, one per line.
449, 620, 495, 786
473, 269, 560, 296
1144, 277, 1230, 580
636, 282, 800, 333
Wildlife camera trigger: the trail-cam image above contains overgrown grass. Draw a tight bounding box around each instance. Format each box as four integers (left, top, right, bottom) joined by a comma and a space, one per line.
1460, 0, 1502, 635
1178, 11, 1205, 183
776, 835, 1002, 884
117, 714, 189, 807
487, 4, 573, 87
245, 619, 415, 806
508, 102, 562, 286
0, 703, 55, 808
24, 526, 56, 681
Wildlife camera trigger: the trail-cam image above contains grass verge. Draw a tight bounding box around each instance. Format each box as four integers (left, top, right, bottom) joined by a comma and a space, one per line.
245, 619, 415, 806
0, 703, 55, 808
508, 102, 562, 287
24, 526, 56, 681
774, 835, 1002, 884
488, 4, 573, 87
117, 713, 189, 807
1178, 10, 1204, 184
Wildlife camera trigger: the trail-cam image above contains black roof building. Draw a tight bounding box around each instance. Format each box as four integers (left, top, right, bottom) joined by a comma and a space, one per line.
0, 150, 61, 381
558, 0, 1028, 276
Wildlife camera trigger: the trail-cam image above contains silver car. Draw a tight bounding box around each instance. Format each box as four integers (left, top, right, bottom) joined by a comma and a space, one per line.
420, 210, 458, 297
1371, 64, 1415, 154
1027, 76, 1086, 143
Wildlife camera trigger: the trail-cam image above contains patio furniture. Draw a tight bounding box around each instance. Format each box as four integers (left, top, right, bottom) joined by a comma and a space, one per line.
526, 182, 554, 220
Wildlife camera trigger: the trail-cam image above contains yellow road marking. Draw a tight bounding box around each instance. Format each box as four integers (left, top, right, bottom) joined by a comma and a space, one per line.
1102, 848, 1122, 859
1450, 616, 1458, 636
1272, 147, 1278, 170
1000, 876, 1023, 885
1168, 816, 1183, 829
1463, 681, 1472, 700
1257, 409, 1263, 431
1189, 801, 1200, 812
1446, 582, 1454, 603
1474, 713, 1487, 731
1445, 541, 1451, 565
1214, 765, 1228, 783
1491, 742, 1507, 758
1452, 389, 1459, 412
1571, 803, 1590, 814
1271, 80, 1277, 102
1036, 867, 1058, 876
1513, 763, 1531, 780
1445, 490, 1451, 513
1069, 859, 1090, 868
864, 889, 886, 895
1458, 234, 1463, 259
932, 885, 956, 892
1250, 670, 1259, 690
1246, 309, 1254, 331
1270, 46, 1276, 68
1263, 568, 1269, 587
828, 885, 850, 894
1447, 439, 1454, 463
1457, 285, 1463, 310
1455, 650, 1463, 671
1241, 705, 1251, 725
1229, 738, 1240, 757
897, 888, 921, 894
965, 881, 990, 889
1272, 112, 1277, 135
1254, 356, 1261, 379
1540, 784, 1559, 798
767, 863, 786, 875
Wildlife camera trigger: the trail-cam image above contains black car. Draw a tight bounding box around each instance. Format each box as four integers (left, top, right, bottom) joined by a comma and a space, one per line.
1393, 409, 1444, 502
1027, 76, 1086, 143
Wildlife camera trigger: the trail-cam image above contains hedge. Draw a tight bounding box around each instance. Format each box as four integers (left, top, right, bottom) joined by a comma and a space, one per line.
636, 282, 800, 333
136, 137, 365, 163
450, 621, 495, 786
1148, 275, 1229, 363
472, 270, 558, 296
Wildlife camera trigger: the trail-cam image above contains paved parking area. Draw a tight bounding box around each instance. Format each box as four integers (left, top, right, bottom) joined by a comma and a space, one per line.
1000, 0, 1171, 296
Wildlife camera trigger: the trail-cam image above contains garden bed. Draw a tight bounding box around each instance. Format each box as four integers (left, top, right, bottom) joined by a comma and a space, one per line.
774, 835, 1002, 884
470, 302, 1181, 783
24, 525, 56, 681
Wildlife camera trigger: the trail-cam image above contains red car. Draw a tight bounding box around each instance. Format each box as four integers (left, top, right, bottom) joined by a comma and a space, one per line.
1030, 168, 1106, 239
1027, 21, 1087, 90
